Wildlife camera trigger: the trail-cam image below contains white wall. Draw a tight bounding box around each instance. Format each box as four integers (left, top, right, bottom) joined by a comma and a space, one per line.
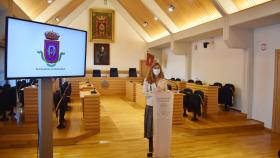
162, 48, 186, 80
191, 36, 245, 110
66, 0, 146, 71
252, 24, 280, 128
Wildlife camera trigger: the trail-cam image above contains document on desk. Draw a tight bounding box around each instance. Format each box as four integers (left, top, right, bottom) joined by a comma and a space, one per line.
152, 91, 173, 158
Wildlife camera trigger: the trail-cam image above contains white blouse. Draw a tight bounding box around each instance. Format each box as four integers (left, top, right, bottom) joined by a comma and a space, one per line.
143, 78, 168, 106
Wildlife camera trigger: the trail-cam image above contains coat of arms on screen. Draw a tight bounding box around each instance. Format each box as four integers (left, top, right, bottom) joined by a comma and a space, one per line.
37, 31, 65, 67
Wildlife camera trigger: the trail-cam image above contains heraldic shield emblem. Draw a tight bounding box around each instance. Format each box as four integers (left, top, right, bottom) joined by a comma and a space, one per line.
37, 31, 65, 67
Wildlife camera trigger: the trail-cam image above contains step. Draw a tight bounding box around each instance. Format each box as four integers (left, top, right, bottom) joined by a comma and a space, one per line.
179, 119, 264, 136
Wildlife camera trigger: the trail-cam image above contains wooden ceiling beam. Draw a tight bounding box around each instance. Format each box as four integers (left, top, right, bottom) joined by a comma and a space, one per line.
58, 0, 93, 26
109, 0, 152, 42
141, 0, 179, 33
211, 0, 228, 16
46, 0, 85, 25
35, 0, 72, 23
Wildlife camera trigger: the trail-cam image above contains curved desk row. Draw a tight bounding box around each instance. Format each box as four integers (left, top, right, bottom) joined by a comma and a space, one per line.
67, 77, 143, 98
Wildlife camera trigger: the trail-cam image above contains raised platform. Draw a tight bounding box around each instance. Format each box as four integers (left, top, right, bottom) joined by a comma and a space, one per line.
0, 101, 97, 148
175, 108, 264, 136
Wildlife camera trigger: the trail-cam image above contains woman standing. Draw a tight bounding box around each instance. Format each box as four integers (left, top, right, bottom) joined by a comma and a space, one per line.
143, 62, 167, 157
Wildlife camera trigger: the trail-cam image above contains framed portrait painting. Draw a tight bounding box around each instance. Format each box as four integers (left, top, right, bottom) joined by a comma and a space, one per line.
94, 43, 110, 65
90, 9, 115, 43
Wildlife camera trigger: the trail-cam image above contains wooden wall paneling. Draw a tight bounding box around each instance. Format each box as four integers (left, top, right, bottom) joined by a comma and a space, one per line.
67, 77, 143, 97
83, 93, 100, 131
135, 83, 146, 108
172, 93, 184, 125
88, 77, 143, 96
24, 86, 38, 123
166, 80, 186, 91
272, 49, 280, 133
126, 81, 137, 101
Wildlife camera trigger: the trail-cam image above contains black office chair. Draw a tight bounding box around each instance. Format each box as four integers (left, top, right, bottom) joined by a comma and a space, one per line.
8, 87, 17, 116
0, 84, 11, 121
110, 68, 119, 77
187, 79, 194, 83
221, 84, 235, 111
192, 90, 204, 121
170, 78, 176, 81
195, 80, 203, 85
128, 68, 137, 77
180, 88, 193, 117
92, 69, 101, 77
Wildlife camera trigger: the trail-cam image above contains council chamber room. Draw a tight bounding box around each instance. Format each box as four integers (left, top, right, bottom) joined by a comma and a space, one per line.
0, 0, 280, 158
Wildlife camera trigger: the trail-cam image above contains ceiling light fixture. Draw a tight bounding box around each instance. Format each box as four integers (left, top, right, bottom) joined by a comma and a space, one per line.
168, 4, 175, 12
154, 16, 158, 21
143, 21, 148, 27
55, 17, 60, 22
48, 0, 53, 4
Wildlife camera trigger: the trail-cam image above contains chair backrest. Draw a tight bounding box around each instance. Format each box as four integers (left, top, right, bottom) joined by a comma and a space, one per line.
213, 82, 222, 88
175, 78, 181, 81
170, 78, 176, 81
187, 79, 194, 83
194, 90, 204, 100
224, 83, 235, 92
183, 88, 193, 94
128, 68, 137, 77
92, 69, 101, 77
110, 68, 118, 77
3, 83, 11, 89
195, 80, 203, 85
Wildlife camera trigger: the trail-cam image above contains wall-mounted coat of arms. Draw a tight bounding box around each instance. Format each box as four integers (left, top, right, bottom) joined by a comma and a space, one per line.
90, 9, 115, 43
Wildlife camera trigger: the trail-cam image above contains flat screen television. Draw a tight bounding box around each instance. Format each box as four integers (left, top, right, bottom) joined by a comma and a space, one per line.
5, 17, 87, 79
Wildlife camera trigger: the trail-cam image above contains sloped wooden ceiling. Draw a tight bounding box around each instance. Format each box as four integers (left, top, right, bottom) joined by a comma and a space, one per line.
47, 0, 85, 25
13, 0, 56, 20
155, 0, 222, 30
232, 0, 272, 13
118, 0, 170, 40
217, 0, 272, 14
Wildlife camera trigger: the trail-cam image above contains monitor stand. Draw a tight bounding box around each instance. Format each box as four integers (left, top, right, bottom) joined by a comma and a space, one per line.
38, 79, 53, 158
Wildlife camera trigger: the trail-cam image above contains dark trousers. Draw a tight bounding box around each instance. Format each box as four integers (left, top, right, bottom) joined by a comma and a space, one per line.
148, 137, 153, 152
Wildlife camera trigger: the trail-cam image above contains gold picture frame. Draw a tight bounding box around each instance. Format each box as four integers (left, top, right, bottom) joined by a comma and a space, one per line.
89, 9, 115, 43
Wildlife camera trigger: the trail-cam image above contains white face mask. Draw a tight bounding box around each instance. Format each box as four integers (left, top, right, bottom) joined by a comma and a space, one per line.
153, 68, 160, 76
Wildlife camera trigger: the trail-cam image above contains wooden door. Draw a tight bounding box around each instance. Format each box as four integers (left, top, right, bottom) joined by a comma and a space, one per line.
139, 60, 149, 78
273, 49, 280, 133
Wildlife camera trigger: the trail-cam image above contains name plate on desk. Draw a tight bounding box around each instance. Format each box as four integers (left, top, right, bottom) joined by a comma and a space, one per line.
152, 91, 173, 158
